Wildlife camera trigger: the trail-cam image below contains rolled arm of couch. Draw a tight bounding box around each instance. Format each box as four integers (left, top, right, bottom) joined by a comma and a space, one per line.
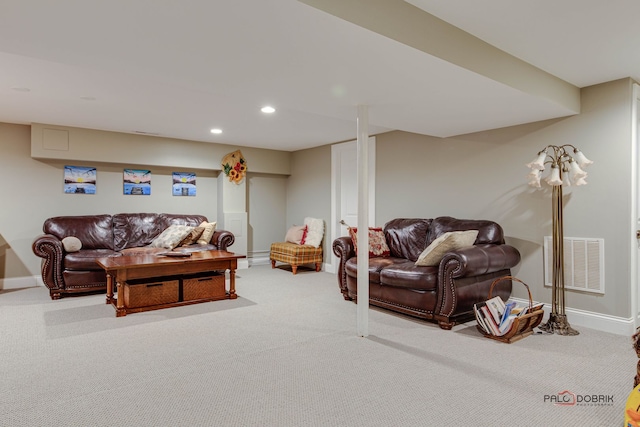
32, 234, 65, 291
440, 244, 521, 279
332, 236, 355, 298
212, 229, 235, 251
434, 244, 521, 323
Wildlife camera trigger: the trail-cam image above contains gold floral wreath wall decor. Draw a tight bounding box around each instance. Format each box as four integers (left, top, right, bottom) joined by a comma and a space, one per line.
221, 150, 247, 184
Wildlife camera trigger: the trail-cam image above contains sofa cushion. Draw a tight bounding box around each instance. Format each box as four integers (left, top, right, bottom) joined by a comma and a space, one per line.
62, 236, 82, 252
379, 262, 439, 290
348, 227, 391, 257
345, 256, 407, 284
303, 217, 324, 248
284, 225, 306, 245
197, 221, 217, 245
180, 226, 205, 246
415, 230, 479, 267
426, 216, 504, 246
149, 224, 195, 250
113, 213, 164, 250
44, 214, 114, 250
64, 249, 121, 270
119, 247, 166, 256
383, 218, 432, 262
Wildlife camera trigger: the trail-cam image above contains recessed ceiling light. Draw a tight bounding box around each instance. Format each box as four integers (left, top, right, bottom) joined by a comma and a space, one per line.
80, 96, 96, 101
11, 87, 30, 92
210, 128, 222, 134
261, 106, 275, 114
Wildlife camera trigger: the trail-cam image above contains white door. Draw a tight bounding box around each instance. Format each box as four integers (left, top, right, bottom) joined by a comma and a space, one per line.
329, 137, 376, 274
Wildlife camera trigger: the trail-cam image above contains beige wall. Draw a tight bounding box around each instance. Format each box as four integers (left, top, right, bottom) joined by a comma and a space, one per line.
2, 78, 635, 321
373, 78, 632, 318
283, 79, 634, 319
247, 172, 288, 261
0, 123, 291, 284
286, 145, 333, 264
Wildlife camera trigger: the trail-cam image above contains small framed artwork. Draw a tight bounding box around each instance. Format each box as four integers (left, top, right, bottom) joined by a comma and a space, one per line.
64, 165, 96, 194
172, 172, 196, 196
123, 169, 151, 195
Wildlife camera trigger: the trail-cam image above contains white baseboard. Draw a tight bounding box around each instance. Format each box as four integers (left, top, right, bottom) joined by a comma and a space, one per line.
0, 275, 41, 290
249, 256, 270, 267
510, 297, 634, 336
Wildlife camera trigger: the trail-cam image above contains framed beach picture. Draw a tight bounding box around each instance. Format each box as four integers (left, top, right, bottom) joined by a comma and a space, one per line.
64, 166, 96, 194
123, 169, 151, 195
172, 172, 196, 196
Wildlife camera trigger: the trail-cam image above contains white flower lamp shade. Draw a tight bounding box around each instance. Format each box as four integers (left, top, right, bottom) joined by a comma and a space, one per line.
573, 149, 593, 168
573, 176, 588, 186
527, 169, 541, 188
568, 160, 587, 183
526, 152, 548, 171
545, 165, 563, 186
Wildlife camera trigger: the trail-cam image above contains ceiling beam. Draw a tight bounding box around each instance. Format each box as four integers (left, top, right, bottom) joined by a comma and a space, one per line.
299, 0, 580, 113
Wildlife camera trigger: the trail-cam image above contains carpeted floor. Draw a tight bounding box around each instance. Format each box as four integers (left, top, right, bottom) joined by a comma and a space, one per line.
0, 265, 635, 426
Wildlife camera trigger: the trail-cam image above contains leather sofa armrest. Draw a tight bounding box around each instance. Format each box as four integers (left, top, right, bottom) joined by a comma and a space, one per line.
434, 244, 521, 324
332, 236, 355, 299
212, 229, 235, 251
32, 234, 65, 291
439, 244, 521, 278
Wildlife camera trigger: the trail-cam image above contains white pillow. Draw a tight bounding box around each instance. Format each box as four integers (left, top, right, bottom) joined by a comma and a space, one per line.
62, 236, 82, 252
302, 217, 324, 248
415, 230, 479, 267
149, 225, 195, 250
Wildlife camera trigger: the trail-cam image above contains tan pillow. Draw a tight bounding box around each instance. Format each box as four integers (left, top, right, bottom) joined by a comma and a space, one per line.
197, 221, 217, 245
149, 225, 195, 250
415, 230, 479, 267
179, 226, 205, 246
62, 236, 82, 252
285, 225, 306, 244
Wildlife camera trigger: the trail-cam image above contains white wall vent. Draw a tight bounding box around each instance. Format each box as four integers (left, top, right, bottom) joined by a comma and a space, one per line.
543, 236, 605, 294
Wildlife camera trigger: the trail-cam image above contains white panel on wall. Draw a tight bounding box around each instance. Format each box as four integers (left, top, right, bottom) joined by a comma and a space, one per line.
543, 236, 605, 294
42, 128, 69, 151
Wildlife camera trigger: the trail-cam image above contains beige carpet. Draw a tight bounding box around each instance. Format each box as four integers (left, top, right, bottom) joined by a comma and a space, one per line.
0, 265, 635, 426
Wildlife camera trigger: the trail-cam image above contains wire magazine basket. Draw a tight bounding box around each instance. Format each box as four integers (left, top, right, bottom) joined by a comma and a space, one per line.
475, 276, 545, 344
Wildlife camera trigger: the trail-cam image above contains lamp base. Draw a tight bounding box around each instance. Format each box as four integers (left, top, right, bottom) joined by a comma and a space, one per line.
538, 313, 579, 336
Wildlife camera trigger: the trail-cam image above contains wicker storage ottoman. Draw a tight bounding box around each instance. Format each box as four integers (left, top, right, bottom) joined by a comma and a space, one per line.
270, 242, 322, 274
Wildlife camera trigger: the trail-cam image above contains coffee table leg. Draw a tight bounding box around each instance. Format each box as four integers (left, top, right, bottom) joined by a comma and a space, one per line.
106, 273, 114, 304
115, 281, 126, 316
229, 268, 237, 299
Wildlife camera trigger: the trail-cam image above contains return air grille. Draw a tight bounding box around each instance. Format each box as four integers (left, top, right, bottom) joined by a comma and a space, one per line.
543, 236, 604, 294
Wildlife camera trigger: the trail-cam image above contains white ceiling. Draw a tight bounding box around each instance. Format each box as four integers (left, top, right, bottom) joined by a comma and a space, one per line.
1, 0, 638, 151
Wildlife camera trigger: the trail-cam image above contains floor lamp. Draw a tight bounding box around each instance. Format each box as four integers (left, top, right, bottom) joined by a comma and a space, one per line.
526, 145, 593, 336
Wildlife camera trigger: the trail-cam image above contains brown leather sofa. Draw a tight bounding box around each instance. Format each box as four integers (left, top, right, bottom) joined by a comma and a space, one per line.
32, 213, 234, 299
332, 217, 521, 330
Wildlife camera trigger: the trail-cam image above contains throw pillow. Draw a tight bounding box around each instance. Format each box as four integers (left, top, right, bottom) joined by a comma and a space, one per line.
149, 224, 195, 250
348, 227, 391, 257
197, 221, 217, 245
285, 225, 307, 245
303, 217, 324, 248
61, 236, 82, 252
179, 226, 205, 246
415, 230, 479, 267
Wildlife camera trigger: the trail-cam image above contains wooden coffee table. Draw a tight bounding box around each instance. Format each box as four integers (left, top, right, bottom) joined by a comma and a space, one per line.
96, 250, 246, 317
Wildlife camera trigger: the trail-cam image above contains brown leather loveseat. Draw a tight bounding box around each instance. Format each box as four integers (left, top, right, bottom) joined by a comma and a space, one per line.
332, 217, 520, 330
32, 213, 234, 299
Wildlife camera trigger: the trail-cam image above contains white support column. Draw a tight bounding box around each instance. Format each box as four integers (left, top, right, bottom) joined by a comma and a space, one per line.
356, 104, 369, 337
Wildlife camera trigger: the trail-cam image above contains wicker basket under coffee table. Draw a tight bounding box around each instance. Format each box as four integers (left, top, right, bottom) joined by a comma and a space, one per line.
97, 250, 245, 317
